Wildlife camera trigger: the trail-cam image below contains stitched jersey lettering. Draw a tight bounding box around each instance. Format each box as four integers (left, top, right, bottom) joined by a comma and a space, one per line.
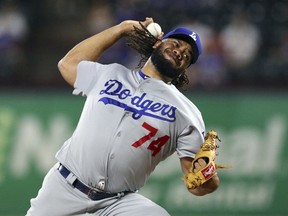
132, 122, 170, 157
99, 80, 177, 122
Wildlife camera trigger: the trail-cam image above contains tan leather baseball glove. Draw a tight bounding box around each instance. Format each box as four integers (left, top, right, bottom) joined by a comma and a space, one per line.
183, 130, 231, 189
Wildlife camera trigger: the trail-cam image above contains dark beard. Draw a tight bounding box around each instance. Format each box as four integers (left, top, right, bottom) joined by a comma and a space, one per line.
151, 45, 182, 79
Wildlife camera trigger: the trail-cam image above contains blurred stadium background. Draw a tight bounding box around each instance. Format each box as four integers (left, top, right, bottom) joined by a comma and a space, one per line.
0, 0, 287, 215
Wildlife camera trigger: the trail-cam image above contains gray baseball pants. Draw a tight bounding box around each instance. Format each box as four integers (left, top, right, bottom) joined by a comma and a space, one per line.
26, 163, 170, 216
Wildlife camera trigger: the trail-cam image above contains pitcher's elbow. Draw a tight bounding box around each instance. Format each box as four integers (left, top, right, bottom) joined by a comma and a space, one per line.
57, 58, 76, 86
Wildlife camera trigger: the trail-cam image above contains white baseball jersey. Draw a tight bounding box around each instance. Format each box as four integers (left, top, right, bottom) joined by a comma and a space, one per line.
56, 60, 205, 193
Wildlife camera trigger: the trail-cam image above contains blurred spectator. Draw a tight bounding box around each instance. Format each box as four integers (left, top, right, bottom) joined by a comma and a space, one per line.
278, 30, 288, 64
262, 29, 288, 85
220, 12, 261, 70
86, 2, 115, 35
114, 0, 147, 23
84, 2, 122, 65
112, 0, 147, 67
0, 0, 28, 82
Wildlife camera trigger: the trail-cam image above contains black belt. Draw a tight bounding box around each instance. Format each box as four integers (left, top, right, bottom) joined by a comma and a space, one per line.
58, 164, 129, 201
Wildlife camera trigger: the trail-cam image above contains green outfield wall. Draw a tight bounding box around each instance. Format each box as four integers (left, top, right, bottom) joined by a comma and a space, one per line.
0, 91, 287, 216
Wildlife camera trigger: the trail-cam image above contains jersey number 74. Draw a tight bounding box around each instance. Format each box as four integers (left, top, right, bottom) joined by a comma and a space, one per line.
131, 122, 170, 156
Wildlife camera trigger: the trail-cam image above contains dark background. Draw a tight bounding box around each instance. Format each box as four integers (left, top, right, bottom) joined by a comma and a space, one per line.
0, 0, 287, 90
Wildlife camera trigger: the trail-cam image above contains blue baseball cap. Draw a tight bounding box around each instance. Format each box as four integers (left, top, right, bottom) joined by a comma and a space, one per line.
162, 27, 202, 65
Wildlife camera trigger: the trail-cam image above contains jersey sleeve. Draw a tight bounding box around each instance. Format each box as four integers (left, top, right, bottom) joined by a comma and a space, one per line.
175, 105, 206, 159
176, 126, 205, 159
73, 61, 101, 96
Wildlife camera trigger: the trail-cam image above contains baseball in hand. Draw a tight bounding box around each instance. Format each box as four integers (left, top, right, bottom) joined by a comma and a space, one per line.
146, 22, 162, 37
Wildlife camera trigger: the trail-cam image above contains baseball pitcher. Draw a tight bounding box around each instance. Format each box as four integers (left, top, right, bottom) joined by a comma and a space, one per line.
26, 17, 225, 216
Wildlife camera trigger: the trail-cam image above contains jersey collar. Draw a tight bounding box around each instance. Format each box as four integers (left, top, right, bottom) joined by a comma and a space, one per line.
138, 70, 150, 80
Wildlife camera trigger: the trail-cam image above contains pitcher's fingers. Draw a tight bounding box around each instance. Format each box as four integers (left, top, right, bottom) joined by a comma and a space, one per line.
142, 17, 153, 27
198, 158, 207, 167
193, 162, 201, 173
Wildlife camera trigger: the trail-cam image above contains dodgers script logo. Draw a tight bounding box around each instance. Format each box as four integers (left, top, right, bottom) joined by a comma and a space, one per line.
98, 80, 177, 122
